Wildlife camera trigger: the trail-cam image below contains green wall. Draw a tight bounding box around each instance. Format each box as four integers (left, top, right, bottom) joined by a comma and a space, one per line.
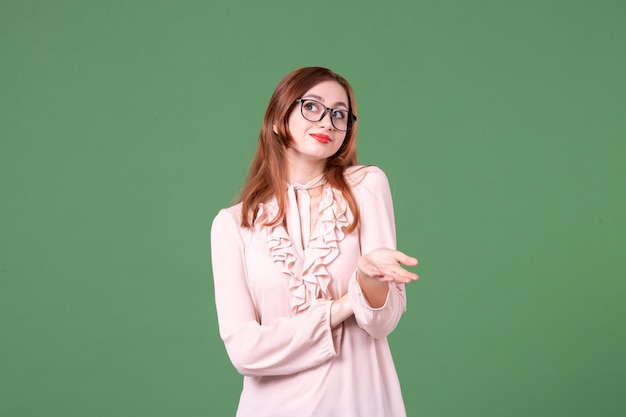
1, 0, 624, 416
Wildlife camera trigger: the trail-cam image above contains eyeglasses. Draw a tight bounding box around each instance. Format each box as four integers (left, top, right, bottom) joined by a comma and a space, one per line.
295, 98, 357, 132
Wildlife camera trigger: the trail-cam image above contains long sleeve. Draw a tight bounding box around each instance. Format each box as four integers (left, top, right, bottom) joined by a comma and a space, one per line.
210, 208, 340, 377
348, 166, 407, 339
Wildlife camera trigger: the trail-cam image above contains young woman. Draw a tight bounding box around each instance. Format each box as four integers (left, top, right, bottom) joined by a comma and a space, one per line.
211, 67, 419, 416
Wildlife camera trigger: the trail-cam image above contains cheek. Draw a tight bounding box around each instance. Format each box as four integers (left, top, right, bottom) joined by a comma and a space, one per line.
333, 136, 347, 153
281, 115, 296, 143
286, 111, 297, 128
286, 112, 306, 137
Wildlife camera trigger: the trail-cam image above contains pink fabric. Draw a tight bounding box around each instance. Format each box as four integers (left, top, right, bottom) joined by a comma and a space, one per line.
211, 166, 408, 417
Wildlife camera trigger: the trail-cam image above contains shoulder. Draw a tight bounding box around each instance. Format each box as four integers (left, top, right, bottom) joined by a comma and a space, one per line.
344, 165, 391, 192
211, 202, 244, 233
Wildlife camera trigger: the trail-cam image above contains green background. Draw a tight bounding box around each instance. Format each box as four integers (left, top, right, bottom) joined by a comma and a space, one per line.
1, 0, 624, 416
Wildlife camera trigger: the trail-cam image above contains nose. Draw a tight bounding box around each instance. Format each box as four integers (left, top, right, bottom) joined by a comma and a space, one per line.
317, 110, 334, 129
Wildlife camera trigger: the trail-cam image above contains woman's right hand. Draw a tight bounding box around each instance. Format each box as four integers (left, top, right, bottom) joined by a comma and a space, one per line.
356, 248, 419, 284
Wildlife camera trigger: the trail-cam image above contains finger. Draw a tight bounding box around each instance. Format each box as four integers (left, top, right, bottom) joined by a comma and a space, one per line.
395, 251, 418, 267
382, 268, 418, 283
388, 272, 417, 283
385, 264, 418, 279
383, 272, 403, 282
392, 268, 419, 283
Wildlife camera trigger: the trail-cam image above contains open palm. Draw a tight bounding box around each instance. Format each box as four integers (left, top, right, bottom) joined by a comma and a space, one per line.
356, 248, 419, 284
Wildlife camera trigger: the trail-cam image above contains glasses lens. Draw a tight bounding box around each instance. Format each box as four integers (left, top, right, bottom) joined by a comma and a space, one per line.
300, 100, 324, 122
330, 109, 349, 131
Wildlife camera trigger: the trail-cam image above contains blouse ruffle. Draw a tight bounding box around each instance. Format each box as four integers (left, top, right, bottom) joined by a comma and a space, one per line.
257, 185, 351, 315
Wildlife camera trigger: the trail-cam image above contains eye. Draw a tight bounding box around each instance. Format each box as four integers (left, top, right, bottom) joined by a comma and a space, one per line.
332, 110, 347, 119
303, 101, 319, 112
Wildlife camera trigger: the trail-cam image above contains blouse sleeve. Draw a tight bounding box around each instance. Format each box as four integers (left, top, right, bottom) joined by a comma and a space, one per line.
348, 166, 407, 339
210, 209, 341, 377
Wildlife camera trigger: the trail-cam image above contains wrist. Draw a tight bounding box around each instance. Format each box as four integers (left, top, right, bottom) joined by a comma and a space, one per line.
356, 272, 388, 289
355, 273, 389, 308
330, 296, 353, 328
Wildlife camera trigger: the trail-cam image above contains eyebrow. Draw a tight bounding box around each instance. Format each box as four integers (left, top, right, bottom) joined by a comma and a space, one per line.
303, 94, 349, 109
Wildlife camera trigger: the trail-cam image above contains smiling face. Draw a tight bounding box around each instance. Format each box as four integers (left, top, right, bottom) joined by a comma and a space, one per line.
284, 80, 349, 171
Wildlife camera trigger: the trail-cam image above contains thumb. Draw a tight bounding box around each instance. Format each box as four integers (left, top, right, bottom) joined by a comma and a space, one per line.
396, 250, 418, 266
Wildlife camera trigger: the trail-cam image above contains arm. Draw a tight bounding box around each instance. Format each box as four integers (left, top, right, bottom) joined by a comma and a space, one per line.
348, 167, 417, 339
211, 209, 342, 377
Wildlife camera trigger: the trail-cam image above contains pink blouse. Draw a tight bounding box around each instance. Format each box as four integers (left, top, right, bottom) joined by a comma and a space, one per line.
210, 166, 407, 417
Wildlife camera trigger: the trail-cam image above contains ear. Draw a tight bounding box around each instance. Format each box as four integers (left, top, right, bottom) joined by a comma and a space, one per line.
272, 124, 278, 134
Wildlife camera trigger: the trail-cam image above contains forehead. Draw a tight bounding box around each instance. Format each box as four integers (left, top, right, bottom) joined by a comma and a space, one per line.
302, 80, 348, 105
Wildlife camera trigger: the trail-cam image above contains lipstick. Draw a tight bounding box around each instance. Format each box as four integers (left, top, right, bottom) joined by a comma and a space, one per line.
310, 133, 331, 144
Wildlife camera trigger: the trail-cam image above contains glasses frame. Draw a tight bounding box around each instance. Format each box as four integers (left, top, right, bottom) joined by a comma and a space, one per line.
295, 98, 357, 132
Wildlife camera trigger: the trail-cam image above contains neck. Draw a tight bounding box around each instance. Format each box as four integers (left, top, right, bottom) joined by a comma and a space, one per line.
285, 152, 326, 184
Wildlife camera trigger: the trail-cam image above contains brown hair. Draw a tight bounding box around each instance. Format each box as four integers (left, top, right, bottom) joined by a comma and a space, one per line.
238, 67, 360, 233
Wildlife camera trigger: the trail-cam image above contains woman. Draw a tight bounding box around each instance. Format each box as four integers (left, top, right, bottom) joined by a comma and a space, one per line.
211, 67, 418, 416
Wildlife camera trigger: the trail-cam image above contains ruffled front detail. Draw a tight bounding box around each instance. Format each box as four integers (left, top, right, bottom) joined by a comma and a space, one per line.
298, 187, 350, 312
258, 185, 351, 315
256, 201, 296, 276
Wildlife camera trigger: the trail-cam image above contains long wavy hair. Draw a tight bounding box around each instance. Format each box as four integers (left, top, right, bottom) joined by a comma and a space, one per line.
238, 67, 360, 233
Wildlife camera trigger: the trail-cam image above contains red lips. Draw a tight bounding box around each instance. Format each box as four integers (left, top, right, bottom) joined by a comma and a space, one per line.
310, 133, 331, 144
